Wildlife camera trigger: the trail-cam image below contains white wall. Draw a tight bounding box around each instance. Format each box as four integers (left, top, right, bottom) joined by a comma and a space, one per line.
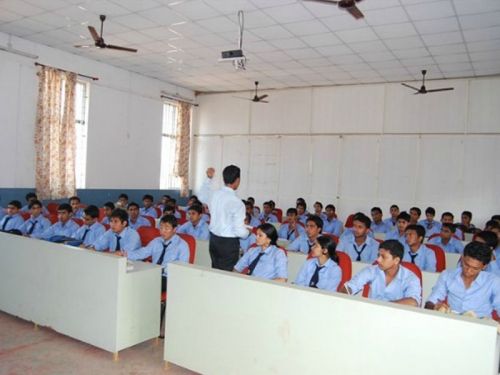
0, 32, 194, 189
191, 77, 500, 226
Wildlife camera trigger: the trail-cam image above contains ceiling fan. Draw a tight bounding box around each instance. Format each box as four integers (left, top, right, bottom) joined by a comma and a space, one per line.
303, 0, 364, 20
234, 81, 269, 103
75, 15, 138, 53
402, 70, 454, 94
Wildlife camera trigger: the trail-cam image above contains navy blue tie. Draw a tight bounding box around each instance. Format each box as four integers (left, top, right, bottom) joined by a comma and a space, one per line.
247, 252, 265, 275
409, 252, 418, 264
28, 220, 37, 235
115, 235, 121, 251
81, 228, 90, 242
353, 243, 367, 261
2, 216, 12, 231
157, 242, 171, 265
309, 265, 324, 288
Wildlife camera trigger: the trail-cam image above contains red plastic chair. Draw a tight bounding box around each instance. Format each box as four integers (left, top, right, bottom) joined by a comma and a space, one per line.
142, 215, 156, 227
362, 261, 423, 298
48, 214, 58, 224
98, 208, 106, 221
273, 208, 283, 223
72, 218, 84, 226
103, 223, 110, 231
155, 207, 162, 217
179, 209, 187, 222
20, 212, 30, 220
345, 214, 355, 228
47, 202, 59, 214
137, 226, 160, 246
425, 243, 446, 272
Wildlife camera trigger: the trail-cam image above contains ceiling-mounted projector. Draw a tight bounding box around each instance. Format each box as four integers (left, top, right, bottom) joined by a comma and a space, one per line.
218, 11, 247, 70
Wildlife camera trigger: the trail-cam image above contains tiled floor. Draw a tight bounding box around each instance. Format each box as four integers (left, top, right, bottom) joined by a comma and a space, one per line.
0, 311, 198, 375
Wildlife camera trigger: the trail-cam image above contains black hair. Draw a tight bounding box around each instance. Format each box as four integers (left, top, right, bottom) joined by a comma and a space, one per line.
118, 193, 128, 200
188, 204, 203, 214
441, 212, 454, 220
296, 197, 306, 204
405, 224, 425, 241
286, 207, 298, 216
111, 208, 128, 223
306, 215, 323, 231
244, 200, 253, 208
57, 203, 72, 213
491, 215, 500, 222
268, 200, 276, 209
162, 194, 171, 199
103, 201, 115, 210
390, 204, 399, 210
257, 223, 278, 246
163, 204, 176, 214
410, 207, 421, 216
160, 214, 178, 228
84, 205, 99, 219
379, 239, 404, 260
25, 192, 37, 201
189, 194, 198, 200
128, 202, 140, 210
325, 204, 336, 211
397, 211, 411, 222
247, 197, 255, 203
475, 231, 498, 250
168, 198, 177, 205
69, 196, 80, 203
263, 201, 271, 208
316, 235, 338, 264
142, 194, 154, 201
463, 241, 492, 266
462, 211, 472, 220
28, 200, 42, 209
314, 201, 323, 209
371, 207, 382, 215
223, 165, 240, 185
8, 200, 22, 209
425, 207, 436, 216
441, 222, 456, 233
353, 213, 371, 229
485, 220, 500, 230
297, 202, 307, 210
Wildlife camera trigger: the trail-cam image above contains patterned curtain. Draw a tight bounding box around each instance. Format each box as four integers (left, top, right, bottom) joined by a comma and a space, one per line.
34, 66, 77, 200
174, 101, 192, 197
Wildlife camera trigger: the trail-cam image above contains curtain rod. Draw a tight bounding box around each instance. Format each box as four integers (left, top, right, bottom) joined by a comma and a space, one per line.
34, 62, 98, 81
161, 94, 198, 106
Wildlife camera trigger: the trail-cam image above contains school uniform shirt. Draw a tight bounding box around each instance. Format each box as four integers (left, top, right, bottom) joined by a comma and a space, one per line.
72, 208, 85, 219
336, 236, 379, 263
278, 223, 305, 242
128, 215, 152, 230
249, 216, 261, 228
41, 220, 79, 240
20, 215, 51, 238
286, 234, 317, 254
345, 264, 422, 306
92, 227, 141, 252
313, 212, 327, 221
258, 212, 279, 224
127, 234, 189, 277
383, 217, 397, 229
21, 204, 49, 216
177, 220, 210, 241
200, 213, 210, 224
322, 217, 343, 237
101, 217, 110, 225
74, 222, 106, 247
0, 213, 25, 232
370, 221, 391, 234
294, 258, 342, 292
486, 259, 500, 279
402, 244, 437, 272
234, 245, 288, 280
418, 219, 441, 237
385, 229, 406, 245
140, 206, 158, 218
428, 236, 464, 254
208, 186, 248, 239
298, 213, 309, 225
427, 267, 500, 318
239, 233, 256, 253
453, 227, 464, 240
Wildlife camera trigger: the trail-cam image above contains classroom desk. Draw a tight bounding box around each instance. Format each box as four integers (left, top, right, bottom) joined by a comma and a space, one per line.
0, 232, 161, 356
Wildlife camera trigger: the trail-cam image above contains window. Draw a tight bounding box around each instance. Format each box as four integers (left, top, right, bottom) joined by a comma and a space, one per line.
74, 81, 89, 189
160, 102, 180, 189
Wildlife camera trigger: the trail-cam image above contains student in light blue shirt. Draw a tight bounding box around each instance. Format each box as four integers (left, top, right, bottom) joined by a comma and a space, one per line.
69, 196, 85, 219
258, 201, 279, 224
0, 200, 25, 234
425, 241, 500, 318
92, 209, 141, 253
100, 202, 115, 225
475, 231, 500, 278
383, 204, 400, 229
120, 215, 189, 292
240, 214, 257, 253
418, 206, 441, 237
234, 223, 287, 281
409, 207, 421, 225
21, 192, 49, 216
156, 194, 171, 213
403, 225, 436, 272
441, 212, 464, 240
177, 204, 209, 240
295, 235, 342, 292
337, 213, 379, 263
322, 204, 343, 237
385, 211, 410, 246
20, 200, 51, 239
68, 205, 106, 247
296, 202, 308, 225
428, 223, 464, 254
244, 200, 260, 227
341, 239, 421, 307
40, 203, 79, 241
278, 208, 305, 241
370, 207, 391, 234
127, 202, 152, 230
287, 215, 323, 254
140, 194, 158, 218
313, 201, 327, 221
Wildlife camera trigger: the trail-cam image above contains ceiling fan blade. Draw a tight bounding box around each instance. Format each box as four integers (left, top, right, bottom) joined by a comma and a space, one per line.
401, 83, 420, 91
105, 44, 138, 53
258, 100, 269, 103
88, 26, 100, 43
425, 88, 454, 93
257, 94, 269, 100
346, 4, 364, 19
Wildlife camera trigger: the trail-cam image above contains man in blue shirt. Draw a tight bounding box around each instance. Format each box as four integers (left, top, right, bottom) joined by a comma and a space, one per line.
91, 209, 141, 252
240, 214, 257, 253
383, 204, 400, 229
245, 201, 261, 227
296, 202, 308, 225
402, 224, 436, 272
474, 231, 500, 278
41, 203, 80, 242
287, 215, 323, 254
140, 194, 158, 218
425, 241, 500, 318
409, 207, 421, 225
341, 239, 421, 306
177, 204, 209, 240
322, 204, 343, 237
278, 208, 305, 241
0, 200, 25, 234
428, 223, 464, 254
68, 205, 106, 247
370, 207, 391, 234
69, 196, 85, 219
313, 201, 327, 221
127, 202, 152, 230
21, 192, 49, 216
385, 211, 411, 245
441, 212, 464, 240
119, 215, 189, 292
418, 207, 441, 237
258, 201, 279, 224
337, 213, 379, 263
100, 202, 115, 225
20, 200, 51, 239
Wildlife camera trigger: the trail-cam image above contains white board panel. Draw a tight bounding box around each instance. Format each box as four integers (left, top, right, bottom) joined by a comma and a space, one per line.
310, 135, 341, 206
221, 136, 251, 199
196, 93, 250, 135
468, 77, 500, 133
312, 85, 385, 134
191, 136, 223, 195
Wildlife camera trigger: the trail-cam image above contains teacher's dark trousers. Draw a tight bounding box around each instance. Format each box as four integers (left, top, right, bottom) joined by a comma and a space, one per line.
209, 232, 240, 271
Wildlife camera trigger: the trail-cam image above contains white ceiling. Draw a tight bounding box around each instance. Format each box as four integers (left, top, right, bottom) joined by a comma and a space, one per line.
1, 0, 499, 92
